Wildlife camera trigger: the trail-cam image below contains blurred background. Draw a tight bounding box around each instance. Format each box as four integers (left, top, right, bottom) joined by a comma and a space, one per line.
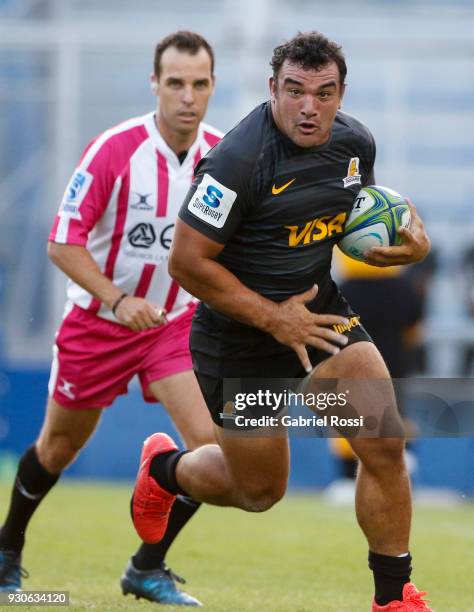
0, 0, 473, 498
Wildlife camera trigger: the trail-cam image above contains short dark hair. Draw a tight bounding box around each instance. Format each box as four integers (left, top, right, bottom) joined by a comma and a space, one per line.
270, 31, 347, 86
154, 30, 215, 78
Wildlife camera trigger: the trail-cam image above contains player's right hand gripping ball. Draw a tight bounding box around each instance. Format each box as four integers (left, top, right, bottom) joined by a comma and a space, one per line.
339, 185, 411, 262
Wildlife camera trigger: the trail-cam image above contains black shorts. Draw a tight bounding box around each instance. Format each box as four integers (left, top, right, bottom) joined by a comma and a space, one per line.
190, 283, 372, 427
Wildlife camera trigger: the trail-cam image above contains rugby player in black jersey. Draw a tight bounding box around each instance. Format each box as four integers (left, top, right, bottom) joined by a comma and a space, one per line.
132, 32, 432, 611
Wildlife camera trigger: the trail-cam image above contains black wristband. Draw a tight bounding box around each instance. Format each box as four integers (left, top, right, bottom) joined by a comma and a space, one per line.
111, 293, 128, 316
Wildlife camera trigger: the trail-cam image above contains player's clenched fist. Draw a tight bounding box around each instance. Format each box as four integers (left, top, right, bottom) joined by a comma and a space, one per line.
114, 296, 167, 331
267, 285, 350, 372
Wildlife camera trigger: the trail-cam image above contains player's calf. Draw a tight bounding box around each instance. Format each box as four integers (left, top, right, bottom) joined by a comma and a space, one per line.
36, 399, 102, 473
175, 442, 287, 512
351, 437, 406, 477
36, 433, 83, 473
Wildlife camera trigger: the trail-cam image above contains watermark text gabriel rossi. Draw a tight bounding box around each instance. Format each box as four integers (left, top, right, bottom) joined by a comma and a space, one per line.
234, 414, 364, 428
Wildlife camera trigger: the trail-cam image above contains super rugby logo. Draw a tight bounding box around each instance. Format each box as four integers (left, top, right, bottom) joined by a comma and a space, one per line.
188, 173, 237, 228
203, 185, 223, 208
60, 169, 93, 217
285, 212, 347, 247
66, 172, 87, 202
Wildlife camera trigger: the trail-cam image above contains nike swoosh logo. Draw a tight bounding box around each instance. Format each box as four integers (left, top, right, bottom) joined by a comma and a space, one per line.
272, 178, 296, 195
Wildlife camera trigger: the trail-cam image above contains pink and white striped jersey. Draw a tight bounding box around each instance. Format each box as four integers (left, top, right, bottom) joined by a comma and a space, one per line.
49, 112, 223, 323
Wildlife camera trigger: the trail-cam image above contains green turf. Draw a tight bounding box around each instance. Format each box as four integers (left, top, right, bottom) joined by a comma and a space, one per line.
0, 482, 473, 611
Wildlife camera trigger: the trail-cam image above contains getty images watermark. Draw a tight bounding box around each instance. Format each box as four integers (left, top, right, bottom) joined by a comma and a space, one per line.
220, 378, 474, 437
227, 389, 360, 429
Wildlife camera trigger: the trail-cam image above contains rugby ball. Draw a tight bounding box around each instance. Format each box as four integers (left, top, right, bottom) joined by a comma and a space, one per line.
338, 185, 411, 262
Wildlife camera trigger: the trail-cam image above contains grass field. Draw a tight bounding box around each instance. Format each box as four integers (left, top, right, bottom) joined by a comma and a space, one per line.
1, 482, 473, 611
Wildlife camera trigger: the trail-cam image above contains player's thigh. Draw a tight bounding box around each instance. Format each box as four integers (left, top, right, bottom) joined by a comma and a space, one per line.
314, 340, 389, 379
37, 396, 102, 452
215, 427, 290, 500
149, 371, 215, 449
313, 341, 405, 449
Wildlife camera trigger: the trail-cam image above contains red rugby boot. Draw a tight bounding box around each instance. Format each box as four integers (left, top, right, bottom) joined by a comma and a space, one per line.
132, 433, 178, 544
372, 583, 432, 611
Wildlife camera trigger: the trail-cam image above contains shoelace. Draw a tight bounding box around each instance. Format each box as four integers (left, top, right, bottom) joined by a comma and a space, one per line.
402, 590, 430, 610
147, 564, 186, 599
19, 567, 30, 579
0, 553, 29, 581
162, 564, 186, 585
136, 485, 173, 515
142, 500, 171, 518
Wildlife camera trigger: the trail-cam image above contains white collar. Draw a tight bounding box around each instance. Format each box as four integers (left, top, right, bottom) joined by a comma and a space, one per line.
143, 111, 202, 169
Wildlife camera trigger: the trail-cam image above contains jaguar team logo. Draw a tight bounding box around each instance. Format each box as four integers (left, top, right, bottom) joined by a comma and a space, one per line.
128, 223, 156, 248
343, 157, 362, 188
220, 401, 238, 422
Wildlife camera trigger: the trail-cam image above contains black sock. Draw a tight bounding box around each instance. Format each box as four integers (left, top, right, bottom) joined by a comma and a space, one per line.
149, 450, 189, 496
369, 551, 412, 606
133, 495, 202, 570
0, 446, 60, 553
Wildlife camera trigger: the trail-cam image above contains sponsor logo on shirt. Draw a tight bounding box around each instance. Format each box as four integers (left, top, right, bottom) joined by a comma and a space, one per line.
124, 224, 174, 261
343, 157, 362, 188
128, 223, 156, 248
60, 169, 93, 217
159, 224, 174, 250
284, 212, 347, 247
333, 316, 360, 334
272, 178, 296, 195
188, 173, 236, 228
131, 192, 154, 211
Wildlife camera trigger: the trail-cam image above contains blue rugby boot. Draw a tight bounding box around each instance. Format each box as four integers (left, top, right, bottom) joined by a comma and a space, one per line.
0, 550, 29, 592
121, 558, 202, 606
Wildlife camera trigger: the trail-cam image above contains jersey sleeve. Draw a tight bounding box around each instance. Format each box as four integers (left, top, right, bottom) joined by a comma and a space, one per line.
178, 144, 253, 244
49, 138, 115, 245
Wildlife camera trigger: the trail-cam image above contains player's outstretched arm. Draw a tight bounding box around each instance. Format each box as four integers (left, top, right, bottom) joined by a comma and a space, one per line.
47, 242, 164, 331
169, 220, 349, 372
364, 200, 431, 266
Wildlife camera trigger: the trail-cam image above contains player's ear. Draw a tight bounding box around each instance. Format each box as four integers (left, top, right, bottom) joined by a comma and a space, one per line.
269, 76, 277, 101
150, 73, 159, 96
338, 82, 346, 108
